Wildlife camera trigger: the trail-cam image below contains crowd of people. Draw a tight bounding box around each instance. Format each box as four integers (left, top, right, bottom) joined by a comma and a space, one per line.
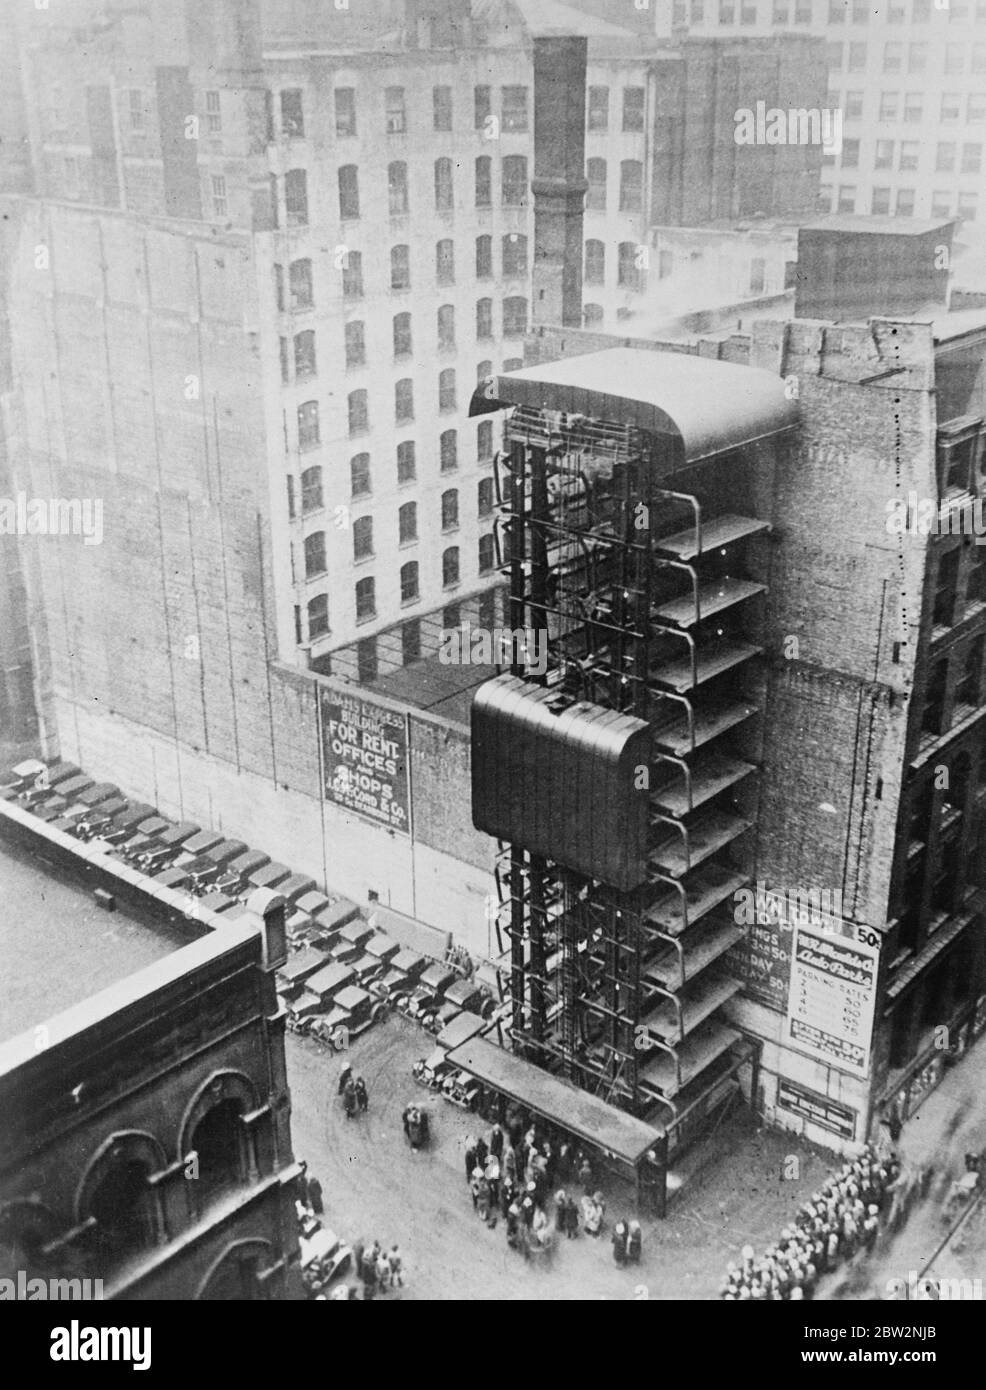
719, 1142, 901, 1300
350, 1239, 404, 1300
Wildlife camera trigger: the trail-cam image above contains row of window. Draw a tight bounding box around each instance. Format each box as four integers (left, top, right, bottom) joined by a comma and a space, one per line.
328, 84, 530, 139
828, 140, 983, 174
688, 0, 986, 20
827, 40, 986, 74
331, 157, 530, 222
278, 301, 528, 383
585, 159, 644, 215
833, 91, 986, 125
585, 86, 646, 134
292, 431, 496, 521
584, 240, 648, 290
304, 490, 494, 571
341, 542, 493, 625
274, 236, 530, 312
346, 595, 504, 676
821, 186, 979, 218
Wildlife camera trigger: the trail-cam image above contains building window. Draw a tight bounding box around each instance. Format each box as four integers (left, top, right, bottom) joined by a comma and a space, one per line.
941, 92, 961, 123
476, 298, 493, 340
848, 41, 867, 71
338, 165, 359, 220
477, 359, 493, 385
308, 593, 329, 639
211, 175, 228, 218
967, 545, 986, 605
875, 140, 895, 170
478, 478, 495, 518
294, 330, 317, 378
298, 400, 319, 450
883, 41, 903, 72
740, 0, 756, 19
962, 143, 982, 175
285, 169, 308, 225
350, 453, 371, 498
274, 263, 285, 312
934, 548, 961, 627
335, 88, 356, 137
441, 489, 459, 531
393, 312, 412, 359
344, 321, 365, 370
585, 240, 605, 285
503, 296, 528, 337
399, 501, 417, 545
391, 244, 411, 291
794, 0, 812, 17
974, 42, 986, 75
845, 91, 864, 120
505, 359, 522, 371
400, 561, 419, 604
475, 156, 492, 208
583, 304, 604, 326
475, 85, 491, 130
206, 89, 222, 136
587, 85, 609, 132
871, 187, 891, 215
355, 577, 376, 623
895, 188, 915, 216
439, 368, 457, 412
922, 657, 948, 736
502, 233, 528, 279
619, 160, 643, 213
903, 93, 923, 123
434, 304, 455, 352
280, 88, 303, 137
435, 157, 454, 212
440, 429, 457, 472
478, 533, 496, 574
622, 87, 645, 133
502, 86, 528, 132
304, 530, 326, 578
502, 156, 528, 207
348, 389, 368, 436
836, 185, 856, 213
289, 258, 313, 311
478, 419, 493, 461
945, 43, 965, 75
720, 0, 736, 20
826, 42, 844, 70
280, 337, 290, 384
397, 440, 416, 484
402, 617, 421, 662
443, 546, 460, 587
899, 141, 919, 171
386, 86, 406, 134
389, 161, 409, 216
618, 241, 641, 289
128, 88, 146, 132
956, 636, 984, 707
879, 91, 898, 121
436, 239, 455, 285
969, 94, 986, 123
586, 158, 607, 212
958, 192, 979, 222
433, 85, 452, 131
301, 465, 323, 514
342, 250, 363, 299
931, 191, 952, 218
395, 378, 414, 424
353, 515, 373, 561
476, 234, 493, 279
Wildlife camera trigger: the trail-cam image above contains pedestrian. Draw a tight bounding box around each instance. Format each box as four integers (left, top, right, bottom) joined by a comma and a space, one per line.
485, 1153, 501, 1208
470, 1165, 484, 1211
388, 1245, 404, 1287
564, 1193, 579, 1239
343, 1078, 358, 1120
612, 1220, 628, 1266
627, 1219, 642, 1264
376, 1248, 390, 1293
506, 1202, 521, 1250
361, 1249, 377, 1301
474, 1134, 489, 1170
477, 1175, 491, 1222
577, 1153, 593, 1189
352, 1239, 365, 1288
521, 1183, 537, 1228
338, 1061, 353, 1096
298, 1163, 310, 1207
489, 1123, 504, 1160
503, 1143, 517, 1188
355, 1076, 368, 1113
308, 1176, 323, 1215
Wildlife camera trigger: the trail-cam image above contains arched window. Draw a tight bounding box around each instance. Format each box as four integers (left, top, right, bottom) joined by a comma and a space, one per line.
395, 377, 414, 424
477, 360, 493, 385
288, 258, 313, 310
618, 241, 641, 289
297, 400, 319, 450
355, 576, 375, 622
435, 157, 454, 211
388, 160, 408, 215
584, 302, 604, 326
476, 298, 493, 339
440, 429, 457, 472
502, 233, 528, 278
400, 561, 419, 603
399, 500, 417, 544
342, 250, 363, 299
441, 488, 459, 530
477, 419, 493, 460
285, 168, 308, 225
437, 304, 455, 350
391, 244, 410, 291
476, 234, 493, 279
478, 477, 494, 517
439, 368, 457, 412
301, 465, 322, 514
478, 532, 496, 573
190, 1100, 248, 1200
393, 311, 412, 358
344, 320, 364, 369
348, 388, 368, 435
436, 239, 455, 285
294, 329, 316, 378
77, 1133, 166, 1267
308, 594, 328, 639
584, 239, 605, 285
338, 165, 359, 220
353, 514, 373, 560
350, 452, 371, 497
443, 545, 460, 587
619, 159, 643, 212
503, 296, 528, 337
586, 158, 607, 211
304, 531, 326, 578
502, 156, 528, 207
397, 440, 416, 483
475, 156, 492, 208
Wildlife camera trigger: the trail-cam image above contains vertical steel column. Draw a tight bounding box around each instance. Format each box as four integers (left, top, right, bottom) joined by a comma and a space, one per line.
508, 440, 528, 1038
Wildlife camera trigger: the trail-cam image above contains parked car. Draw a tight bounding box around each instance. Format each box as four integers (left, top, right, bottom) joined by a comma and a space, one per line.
178, 829, 223, 859
182, 856, 223, 892
310, 985, 385, 1047
300, 1226, 352, 1294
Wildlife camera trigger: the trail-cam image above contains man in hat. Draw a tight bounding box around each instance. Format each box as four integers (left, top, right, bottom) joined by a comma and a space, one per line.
355, 1076, 369, 1113
627, 1219, 642, 1264
343, 1076, 358, 1120
338, 1061, 353, 1096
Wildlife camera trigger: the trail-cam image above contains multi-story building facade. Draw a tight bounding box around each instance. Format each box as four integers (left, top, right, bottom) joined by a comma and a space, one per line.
662, 0, 986, 225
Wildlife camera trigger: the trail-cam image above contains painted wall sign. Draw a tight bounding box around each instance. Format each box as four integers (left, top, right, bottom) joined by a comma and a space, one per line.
321, 691, 410, 835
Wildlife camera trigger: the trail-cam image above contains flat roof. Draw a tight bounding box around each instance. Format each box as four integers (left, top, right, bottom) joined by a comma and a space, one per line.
0, 833, 192, 1043
480, 347, 798, 463
445, 1036, 664, 1161
801, 215, 956, 237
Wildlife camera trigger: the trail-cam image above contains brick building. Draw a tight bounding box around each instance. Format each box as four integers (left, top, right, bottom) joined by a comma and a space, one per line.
0, 801, 304, 1299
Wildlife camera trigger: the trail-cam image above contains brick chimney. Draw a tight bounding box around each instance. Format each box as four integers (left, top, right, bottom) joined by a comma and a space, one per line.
531, 36, 588, 330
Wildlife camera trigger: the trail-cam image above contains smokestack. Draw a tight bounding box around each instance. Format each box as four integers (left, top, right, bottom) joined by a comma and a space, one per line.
531, 36, 588, 330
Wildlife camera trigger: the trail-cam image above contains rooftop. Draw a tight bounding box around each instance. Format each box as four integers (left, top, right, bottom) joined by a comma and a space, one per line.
0, 832, 191, 1043
801, 216, 957, 238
